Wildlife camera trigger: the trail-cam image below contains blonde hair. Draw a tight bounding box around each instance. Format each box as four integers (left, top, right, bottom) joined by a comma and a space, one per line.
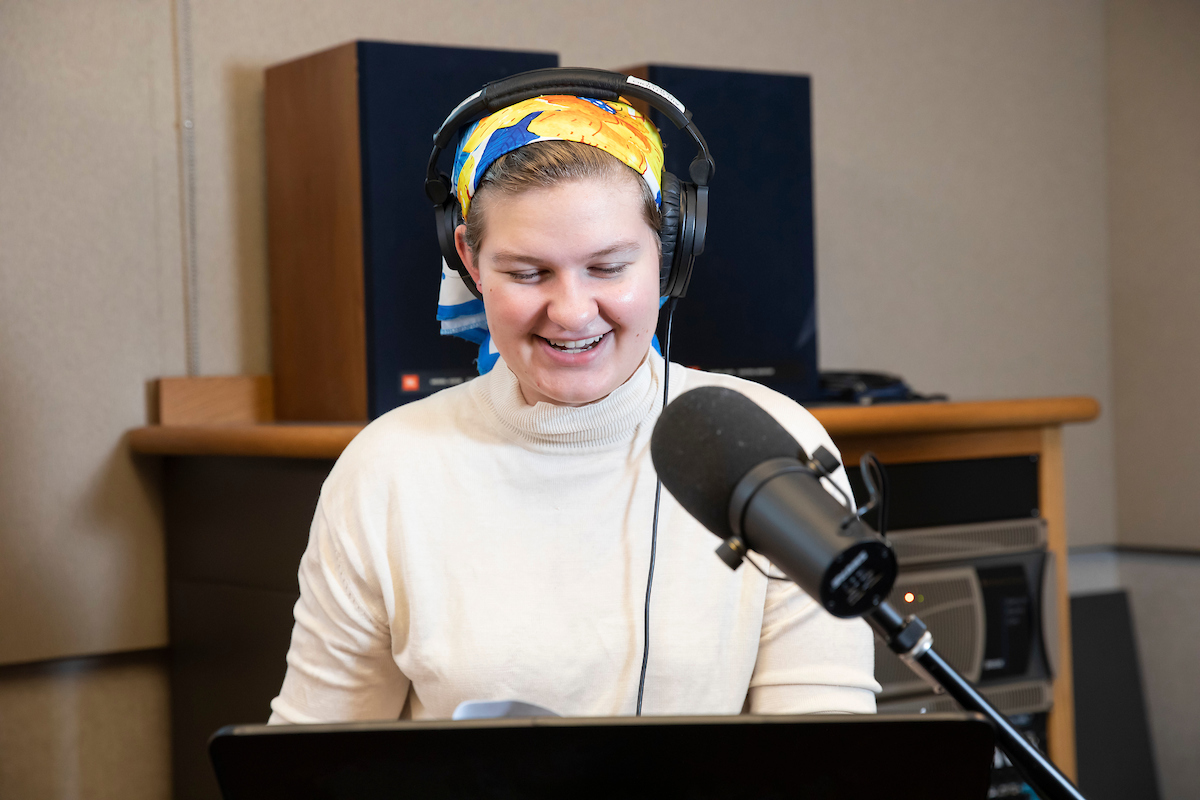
462, 140, 662, 257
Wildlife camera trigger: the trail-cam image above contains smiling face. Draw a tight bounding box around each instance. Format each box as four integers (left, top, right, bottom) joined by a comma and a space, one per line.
456, 175, 662, 407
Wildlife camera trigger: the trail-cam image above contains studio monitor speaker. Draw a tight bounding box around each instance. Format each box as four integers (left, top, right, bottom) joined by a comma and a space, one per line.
265, 41, 557, 421
623, 64, 819, 401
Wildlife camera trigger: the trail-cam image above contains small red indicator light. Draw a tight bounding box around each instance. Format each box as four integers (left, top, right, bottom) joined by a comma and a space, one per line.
904, 592, 915, 603
401, 374, 420, 392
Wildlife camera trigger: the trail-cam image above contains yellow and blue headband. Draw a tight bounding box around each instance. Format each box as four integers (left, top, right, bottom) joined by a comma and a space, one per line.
449, 95, 665, 219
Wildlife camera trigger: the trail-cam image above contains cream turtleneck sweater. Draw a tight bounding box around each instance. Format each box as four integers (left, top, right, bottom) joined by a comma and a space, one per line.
268, 352, 880, 724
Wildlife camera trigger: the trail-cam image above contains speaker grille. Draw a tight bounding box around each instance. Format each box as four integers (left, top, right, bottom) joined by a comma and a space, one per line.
875, 567, 984, 697
878, 679, 1053, 717
887, 518, 1047, 566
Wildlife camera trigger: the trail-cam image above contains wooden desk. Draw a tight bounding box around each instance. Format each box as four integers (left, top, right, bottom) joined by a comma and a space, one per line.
130, 394, 1098, 787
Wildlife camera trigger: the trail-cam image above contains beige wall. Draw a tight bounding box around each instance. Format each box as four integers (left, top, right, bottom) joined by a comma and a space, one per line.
0, 653, 171, 799
0, 0, 180, 666
1, 0, 1119, 797
1109, 0, 1200, 552
1105, 2, 1200, 797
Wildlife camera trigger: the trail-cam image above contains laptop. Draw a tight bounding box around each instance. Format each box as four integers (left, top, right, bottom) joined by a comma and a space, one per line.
210, 712, 994, 799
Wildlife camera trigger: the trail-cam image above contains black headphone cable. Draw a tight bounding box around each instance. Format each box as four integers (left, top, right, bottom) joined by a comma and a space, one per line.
636, 296, 680, 716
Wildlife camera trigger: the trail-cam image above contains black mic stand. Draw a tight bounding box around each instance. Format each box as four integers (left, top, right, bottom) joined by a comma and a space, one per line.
866, 602, 1085, 800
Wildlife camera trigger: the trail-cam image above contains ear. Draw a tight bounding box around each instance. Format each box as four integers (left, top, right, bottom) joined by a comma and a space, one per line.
454, 225, 483, 293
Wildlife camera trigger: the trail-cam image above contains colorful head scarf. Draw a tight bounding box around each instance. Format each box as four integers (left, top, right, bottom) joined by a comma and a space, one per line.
450, 95, 664, 220
437, 95, 667, 375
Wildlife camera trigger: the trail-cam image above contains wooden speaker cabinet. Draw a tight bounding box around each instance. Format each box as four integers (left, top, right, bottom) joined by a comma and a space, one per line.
265, 41, 556, 421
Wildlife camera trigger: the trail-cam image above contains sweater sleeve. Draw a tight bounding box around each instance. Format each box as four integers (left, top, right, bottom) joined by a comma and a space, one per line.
746, 405, 883, 715
747, 570, 881, 714
268, 498, 409, 724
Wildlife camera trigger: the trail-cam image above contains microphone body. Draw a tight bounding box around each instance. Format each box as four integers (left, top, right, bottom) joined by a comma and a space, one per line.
650, 386, 896, 617
730, 458, 895, 617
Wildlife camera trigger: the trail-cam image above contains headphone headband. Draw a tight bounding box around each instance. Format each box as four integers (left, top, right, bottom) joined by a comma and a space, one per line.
424, 68, 714, 205
428, 67, 712, 303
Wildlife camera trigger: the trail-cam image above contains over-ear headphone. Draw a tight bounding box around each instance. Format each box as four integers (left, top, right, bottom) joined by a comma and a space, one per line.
424, 68, 715, 300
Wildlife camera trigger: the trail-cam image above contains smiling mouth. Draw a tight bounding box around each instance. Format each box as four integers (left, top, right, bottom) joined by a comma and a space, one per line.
540, 332, 609, 354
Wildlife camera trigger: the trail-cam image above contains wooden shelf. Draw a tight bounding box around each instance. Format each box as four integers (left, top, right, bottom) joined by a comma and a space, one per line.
131, 391, 1098, 779
128, 395, 1099, 459
810, 396, 1098, 436
128, 423, 361, 459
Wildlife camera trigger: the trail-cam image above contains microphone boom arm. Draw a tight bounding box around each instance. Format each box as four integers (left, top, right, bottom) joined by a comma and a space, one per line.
866, 602, 1085, 800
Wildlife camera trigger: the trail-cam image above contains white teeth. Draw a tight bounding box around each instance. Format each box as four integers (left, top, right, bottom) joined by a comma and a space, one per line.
545, 333, 606, 352
550, 334, 603, 348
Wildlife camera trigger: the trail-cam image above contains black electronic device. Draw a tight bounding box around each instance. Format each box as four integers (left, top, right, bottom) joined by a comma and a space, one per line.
872, 522, 1058, 702
844, 465, 1054, 706
818, 370, 948, 405
846, 456, 1042, 533
425, 68, 714, 301
209, 714, 995, 800
1071, 592, 1162, 800
633, 65, 820, 401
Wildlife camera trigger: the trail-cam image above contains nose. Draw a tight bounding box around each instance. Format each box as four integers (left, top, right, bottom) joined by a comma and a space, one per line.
545, 273, 598, 333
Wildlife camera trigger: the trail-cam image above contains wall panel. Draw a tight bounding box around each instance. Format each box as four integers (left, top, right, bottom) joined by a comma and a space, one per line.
1108, 0, 1200, 552
0, 0, 182, 665
0, 652, 171, 800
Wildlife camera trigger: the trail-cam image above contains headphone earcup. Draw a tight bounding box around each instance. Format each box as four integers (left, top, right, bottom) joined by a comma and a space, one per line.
435, 199, 482, 300
658, 171, 682, 295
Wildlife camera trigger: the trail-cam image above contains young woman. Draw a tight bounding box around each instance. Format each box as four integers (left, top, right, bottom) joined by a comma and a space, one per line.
268, 90, 879, 724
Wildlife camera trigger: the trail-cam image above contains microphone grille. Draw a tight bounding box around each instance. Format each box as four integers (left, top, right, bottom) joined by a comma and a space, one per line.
650, 386, 803, 540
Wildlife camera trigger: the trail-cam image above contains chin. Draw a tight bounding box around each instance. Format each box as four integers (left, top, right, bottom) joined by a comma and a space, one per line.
508, 337, 651, 406
534, 373, 616, 406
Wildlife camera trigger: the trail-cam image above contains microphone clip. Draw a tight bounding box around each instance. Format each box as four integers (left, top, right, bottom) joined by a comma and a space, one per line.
714, 535, 748, 570
804, 447, 889, 539
713, 534, 789, 583
802, 445, 842, 478
799, 446, 874, 535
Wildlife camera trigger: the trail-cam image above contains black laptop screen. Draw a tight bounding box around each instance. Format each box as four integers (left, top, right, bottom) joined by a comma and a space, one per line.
210, 713, 993, 800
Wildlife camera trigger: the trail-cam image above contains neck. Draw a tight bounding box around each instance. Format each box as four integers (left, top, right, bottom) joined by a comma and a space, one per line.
474, 350, 663, 454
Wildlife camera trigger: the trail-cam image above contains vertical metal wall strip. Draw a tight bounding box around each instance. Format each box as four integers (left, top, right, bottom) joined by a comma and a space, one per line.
175, 0, 200, 375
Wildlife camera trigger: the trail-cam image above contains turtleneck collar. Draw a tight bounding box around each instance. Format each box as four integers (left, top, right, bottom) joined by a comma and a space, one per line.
472, 350, 663, 453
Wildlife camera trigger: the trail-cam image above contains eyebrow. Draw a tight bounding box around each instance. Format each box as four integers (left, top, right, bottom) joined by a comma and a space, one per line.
489, 240, 642, 267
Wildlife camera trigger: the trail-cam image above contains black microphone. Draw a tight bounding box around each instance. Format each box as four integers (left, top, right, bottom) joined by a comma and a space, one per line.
650, 386, 897, 617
